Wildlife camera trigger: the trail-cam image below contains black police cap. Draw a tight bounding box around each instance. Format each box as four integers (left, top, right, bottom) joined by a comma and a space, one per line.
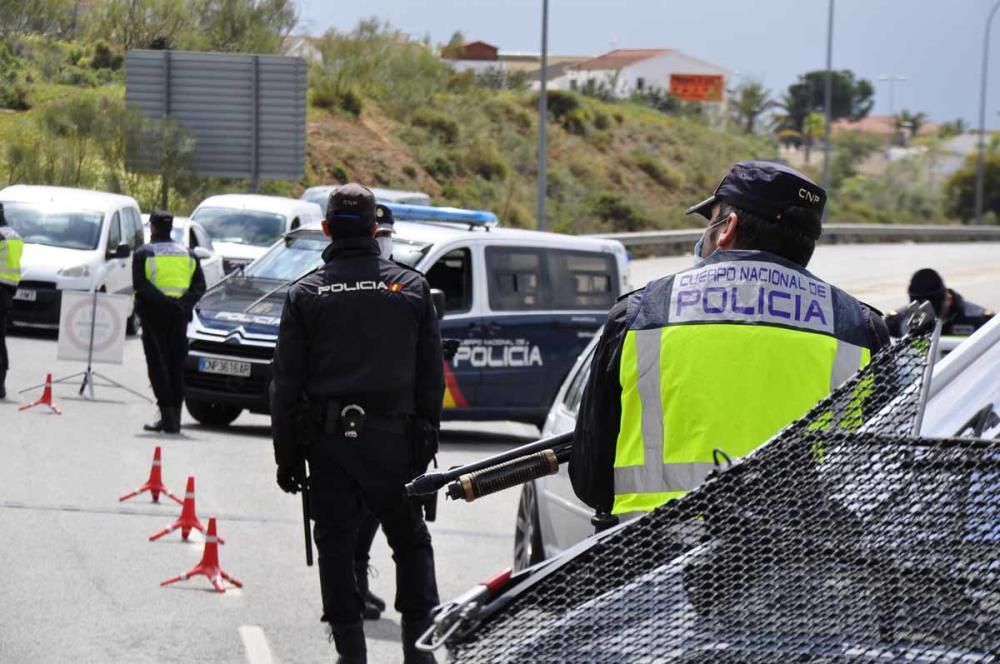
908, 268, 946, 299
327, 183, 376, 225
686, 160, 827, 222
149, 209, 173, 227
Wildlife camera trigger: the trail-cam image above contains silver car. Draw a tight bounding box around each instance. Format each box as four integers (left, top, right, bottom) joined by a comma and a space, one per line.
513, 319, 1000, 570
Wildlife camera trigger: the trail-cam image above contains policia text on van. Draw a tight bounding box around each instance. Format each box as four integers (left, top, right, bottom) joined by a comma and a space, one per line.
570, 161, 890, 516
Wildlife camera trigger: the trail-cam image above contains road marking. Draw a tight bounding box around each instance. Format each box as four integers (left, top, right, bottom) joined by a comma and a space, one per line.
239, 625, 275, 664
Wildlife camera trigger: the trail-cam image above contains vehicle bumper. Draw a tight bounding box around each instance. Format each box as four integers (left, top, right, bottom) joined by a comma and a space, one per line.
8, 281, 61, 329
184, 326, 276, 413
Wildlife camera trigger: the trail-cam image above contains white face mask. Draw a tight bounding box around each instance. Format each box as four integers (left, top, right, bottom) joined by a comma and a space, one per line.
376, 236, 393, 259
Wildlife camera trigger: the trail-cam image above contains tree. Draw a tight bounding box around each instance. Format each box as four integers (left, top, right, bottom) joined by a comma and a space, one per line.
86, 0, 192, 51
0, 0, 75, 38
728, 80, 777, 134
779, 70, 874, 133
191, 0, 298, 53
802, 112, 825, 164
895, 109, 928, 145
945, 149, 1000, 223
938, 118, 967, 138
441, 30, 465, 59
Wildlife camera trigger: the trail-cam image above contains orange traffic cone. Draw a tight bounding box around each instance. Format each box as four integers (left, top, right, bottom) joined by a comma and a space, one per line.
148, 477, 225, 543
18, 373, 61, 414
119, 447, 183, 505
160, 517, 242, 593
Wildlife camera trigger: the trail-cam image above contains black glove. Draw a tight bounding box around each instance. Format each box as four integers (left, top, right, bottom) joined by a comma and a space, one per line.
276, 464, 302, 494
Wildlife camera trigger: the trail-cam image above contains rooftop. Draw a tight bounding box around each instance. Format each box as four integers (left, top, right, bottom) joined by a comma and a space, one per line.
572, 48, 672, 71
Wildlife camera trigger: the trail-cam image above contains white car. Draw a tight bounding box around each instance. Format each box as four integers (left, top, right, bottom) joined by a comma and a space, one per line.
189, 194, 323, 274
301, 185, 431, 208
513, 317, 1000, 570
142, 216, 225, 288
0, 185, 143, 333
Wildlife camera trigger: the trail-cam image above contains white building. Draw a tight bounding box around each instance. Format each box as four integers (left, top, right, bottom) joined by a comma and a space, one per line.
562, 48, 729, 103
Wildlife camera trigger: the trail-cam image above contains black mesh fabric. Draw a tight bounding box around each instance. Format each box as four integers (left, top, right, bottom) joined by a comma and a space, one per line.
449, 334, 1000, 662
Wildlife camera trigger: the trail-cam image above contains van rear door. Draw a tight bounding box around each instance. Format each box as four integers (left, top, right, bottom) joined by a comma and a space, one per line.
475, 245, 616, 424
423, 244, 483, 411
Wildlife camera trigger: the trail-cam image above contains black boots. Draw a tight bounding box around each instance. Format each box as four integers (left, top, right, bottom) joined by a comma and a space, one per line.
355, 564, 386, 620
329, 622, 366, 664
0, 369, 6, 399
144, 406, 180, 433
402, 617, 437, 664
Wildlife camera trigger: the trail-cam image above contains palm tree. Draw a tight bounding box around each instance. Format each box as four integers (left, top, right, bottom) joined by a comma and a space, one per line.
802, 112, 826, 163
728, 80, 778, 134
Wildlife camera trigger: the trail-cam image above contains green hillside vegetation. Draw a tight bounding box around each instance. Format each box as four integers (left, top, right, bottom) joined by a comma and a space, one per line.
1, 6, 996, 228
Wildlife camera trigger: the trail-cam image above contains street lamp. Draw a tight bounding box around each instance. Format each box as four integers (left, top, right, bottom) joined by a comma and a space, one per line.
537, 0, 549, 231
878, 74, 907, 147
822, 0, 834, 194
974, 0, 1000, 225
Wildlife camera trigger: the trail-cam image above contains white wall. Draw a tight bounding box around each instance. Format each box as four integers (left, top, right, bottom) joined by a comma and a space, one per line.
563, 51, 729, 101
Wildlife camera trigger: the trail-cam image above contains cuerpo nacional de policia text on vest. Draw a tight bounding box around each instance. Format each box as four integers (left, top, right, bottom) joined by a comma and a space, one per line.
613, 250, 873, 514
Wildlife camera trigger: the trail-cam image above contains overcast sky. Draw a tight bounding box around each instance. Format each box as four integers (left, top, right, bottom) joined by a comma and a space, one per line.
297, 0, 1000, 129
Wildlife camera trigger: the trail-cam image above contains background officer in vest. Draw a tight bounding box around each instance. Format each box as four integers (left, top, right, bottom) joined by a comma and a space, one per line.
271, 184, 443, 663
570, 161, 889, 520
133, 210, 205, 433
885, 268, 995, 337
0, 202, 24, 399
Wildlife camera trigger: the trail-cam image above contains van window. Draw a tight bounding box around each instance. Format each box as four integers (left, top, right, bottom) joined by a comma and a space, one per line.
123, 208, 144, 248
108, 212, 122, 249
549, 251, 616, 310
426, 248, 473, 314
486, 247, 547, 311
485, 247, 617, 312
563, 345, 595, 415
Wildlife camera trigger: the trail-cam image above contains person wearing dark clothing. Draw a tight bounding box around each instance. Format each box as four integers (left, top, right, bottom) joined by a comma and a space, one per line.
570, 161, 890, 517
884, 268, 995, 337
0, 201, 24, 400
133, 210, 206, 433
270, 184, 444, 664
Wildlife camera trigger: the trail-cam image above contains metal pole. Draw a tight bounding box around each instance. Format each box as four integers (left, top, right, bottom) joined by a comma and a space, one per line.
536, 0, 549, 231
822, 0, 834, 193
975, 0, 1000, 225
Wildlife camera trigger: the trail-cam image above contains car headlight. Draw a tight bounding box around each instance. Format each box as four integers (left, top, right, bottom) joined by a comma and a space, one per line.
58, 264, 91, 278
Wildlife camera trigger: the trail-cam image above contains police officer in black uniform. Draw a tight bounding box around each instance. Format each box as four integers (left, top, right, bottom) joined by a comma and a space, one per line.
885, 268, 995, 337
133, 210, 206, 433
271, 184, 443, 663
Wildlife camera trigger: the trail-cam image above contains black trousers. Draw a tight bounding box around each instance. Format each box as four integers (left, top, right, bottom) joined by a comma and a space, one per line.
0, 286, 12, 373
355, 511, 380, 569
310, 426, 438, 625
140, 309, 188, 409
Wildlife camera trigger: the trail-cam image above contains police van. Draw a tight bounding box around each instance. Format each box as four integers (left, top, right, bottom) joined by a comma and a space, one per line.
183, 204, 629, 428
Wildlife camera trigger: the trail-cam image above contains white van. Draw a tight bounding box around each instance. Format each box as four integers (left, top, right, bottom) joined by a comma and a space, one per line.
301, 185, 431, 208
190, 194, 323, 274
0, 185, 143, 333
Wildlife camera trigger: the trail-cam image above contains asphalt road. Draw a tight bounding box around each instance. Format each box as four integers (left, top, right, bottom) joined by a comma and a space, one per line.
1, 242, 998, 663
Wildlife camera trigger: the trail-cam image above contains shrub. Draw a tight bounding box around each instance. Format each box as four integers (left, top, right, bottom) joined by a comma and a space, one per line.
412, 108, 460, 144
402, 164, 417, 179
465, 143, 509, 181
90, 40, 123, 71
592, 109, 611, 131
591, 191, 646, 232
562, 107, 589, 136
57, 65, 99, 87
543, 89, 579, 121
633, 150, 684, 190
424, 154, 455, 179
331, 164, 348, 182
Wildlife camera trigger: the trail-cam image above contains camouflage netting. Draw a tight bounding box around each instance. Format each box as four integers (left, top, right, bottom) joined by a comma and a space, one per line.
449, 334, 1000, 662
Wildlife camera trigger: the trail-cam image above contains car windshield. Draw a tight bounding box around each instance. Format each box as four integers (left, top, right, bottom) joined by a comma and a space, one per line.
302, 188, 333, 207
2, 202, 105, 250
192, 207, 285, 247
243, 233, 431, 281
244, 233, 328, 281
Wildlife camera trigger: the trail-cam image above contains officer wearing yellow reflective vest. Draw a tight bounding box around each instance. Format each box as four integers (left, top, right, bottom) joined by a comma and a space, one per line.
133, 210, 206, 433
570, 161, 889, 517
0, 202, 24, 399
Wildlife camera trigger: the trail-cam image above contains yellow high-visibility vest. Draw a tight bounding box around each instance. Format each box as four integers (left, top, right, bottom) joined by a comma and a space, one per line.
0, 226, 23, 289
144, 241, 195, 299
613, 253, 873, 515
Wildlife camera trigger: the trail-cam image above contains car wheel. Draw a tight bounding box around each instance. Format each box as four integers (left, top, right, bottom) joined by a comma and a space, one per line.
513, 481, 546, 571
126, 308, 141, 336
185, 399, 242, 428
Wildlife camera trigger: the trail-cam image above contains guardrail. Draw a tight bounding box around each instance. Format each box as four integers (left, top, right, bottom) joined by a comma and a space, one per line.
590, 224, 1000, 256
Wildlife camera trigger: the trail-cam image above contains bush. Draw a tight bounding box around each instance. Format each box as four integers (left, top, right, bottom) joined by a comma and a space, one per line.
412, 108, 459, 144
90, 40, 123, 71
331, 164, 348, 182
543, 89, 579, 121
402, 164, 417, 179
592, 109, 611, 131
424, 154, 455, 179
633, 150, 684, 190
562, 107, 589, 136
57, 65, 100, 87
591, 191, 646, 232
945, 149, 1000, 222
465, 144, 508, 181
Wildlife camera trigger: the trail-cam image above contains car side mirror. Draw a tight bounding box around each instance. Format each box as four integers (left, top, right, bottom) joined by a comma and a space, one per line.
109, 243, 131, 260
192, 247, 212, 260
430, 288, 447, 320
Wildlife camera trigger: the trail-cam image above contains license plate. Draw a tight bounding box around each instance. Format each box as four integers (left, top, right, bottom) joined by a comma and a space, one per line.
13, 288, 36, 302
198, 357, 252, 377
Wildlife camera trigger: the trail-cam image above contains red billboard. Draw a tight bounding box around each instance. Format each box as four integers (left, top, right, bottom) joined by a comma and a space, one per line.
669, 74, 725, 102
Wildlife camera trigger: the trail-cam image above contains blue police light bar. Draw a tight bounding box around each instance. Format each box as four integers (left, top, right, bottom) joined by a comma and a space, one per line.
385, 203, 498, 228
